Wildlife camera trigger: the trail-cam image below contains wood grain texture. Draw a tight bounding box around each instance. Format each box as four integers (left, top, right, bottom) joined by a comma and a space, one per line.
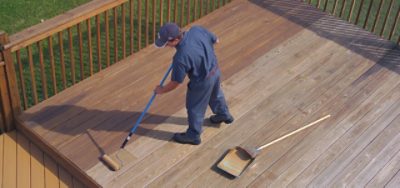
15, 0, 400, 187
16, 133, 30, 188
3, 132, 17, 188
0, 134, 3, 187
6, 0, 128, 52
1, 130, 86, 188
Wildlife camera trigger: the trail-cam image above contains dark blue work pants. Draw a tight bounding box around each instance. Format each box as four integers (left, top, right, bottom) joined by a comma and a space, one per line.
185, 71, 230, 138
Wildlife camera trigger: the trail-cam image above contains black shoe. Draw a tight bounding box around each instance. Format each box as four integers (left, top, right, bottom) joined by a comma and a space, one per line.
173, 133, 201, 145
209, 114, 234, 124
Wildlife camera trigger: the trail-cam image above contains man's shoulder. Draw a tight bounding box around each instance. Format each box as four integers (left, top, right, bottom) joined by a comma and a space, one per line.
173, 50, 188, 62
189, 25, 207, 33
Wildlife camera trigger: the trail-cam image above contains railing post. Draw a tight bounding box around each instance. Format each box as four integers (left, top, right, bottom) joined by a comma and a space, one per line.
0, 31, 22, 132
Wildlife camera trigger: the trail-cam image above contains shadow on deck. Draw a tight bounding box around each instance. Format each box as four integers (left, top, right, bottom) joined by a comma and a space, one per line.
250, 0, 400, 74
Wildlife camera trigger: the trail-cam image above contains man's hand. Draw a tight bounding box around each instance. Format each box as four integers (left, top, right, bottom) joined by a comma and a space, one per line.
154, 85, 165, 94
154, 81, 180, 94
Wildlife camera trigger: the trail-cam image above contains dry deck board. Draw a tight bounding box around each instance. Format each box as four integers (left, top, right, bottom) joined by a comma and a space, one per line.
271, 85, 400, 187
271, 82, 400, 187
347, 115, 400, 186
288, 88, 400, 186
386, 170, 400, 188
255, 58, 400, 186
329, 111, 400, 186
15, 0, 400, 187
366, 149, 400, 187
315, 82, 400, 185
310, 88, 400, 185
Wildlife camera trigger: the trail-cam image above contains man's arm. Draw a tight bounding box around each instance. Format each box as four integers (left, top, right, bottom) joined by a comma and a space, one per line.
154, 80, 180, 94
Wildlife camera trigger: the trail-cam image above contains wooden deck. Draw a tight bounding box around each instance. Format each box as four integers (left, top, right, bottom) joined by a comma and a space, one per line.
17, 0, 400, 187
0, 130, 85, 188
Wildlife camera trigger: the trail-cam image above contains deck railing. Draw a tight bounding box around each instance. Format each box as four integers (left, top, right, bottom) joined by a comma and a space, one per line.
305, 0, 400, 45
0, 0, 230, 132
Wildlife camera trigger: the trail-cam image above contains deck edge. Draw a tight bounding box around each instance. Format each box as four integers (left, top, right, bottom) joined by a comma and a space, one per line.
15, 118, 101, 188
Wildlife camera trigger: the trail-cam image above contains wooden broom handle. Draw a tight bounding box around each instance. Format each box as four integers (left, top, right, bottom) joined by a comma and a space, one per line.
257, 115, 331, 151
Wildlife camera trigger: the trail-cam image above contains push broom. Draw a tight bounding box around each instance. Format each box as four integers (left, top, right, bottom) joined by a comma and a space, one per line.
101, 64, 173, 171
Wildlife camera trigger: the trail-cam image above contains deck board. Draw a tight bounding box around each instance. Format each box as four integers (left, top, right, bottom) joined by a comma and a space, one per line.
366, 149, 400, 187
16, 0, 400, 187
288, 84, 400, 187
0, 134, 3, 187
59, 167, 74, 188
386, 170, 400, 188
30, 143, 45, 188
3, 132, 17, 188
348, 115, 400, 186
16, 133, 30, 188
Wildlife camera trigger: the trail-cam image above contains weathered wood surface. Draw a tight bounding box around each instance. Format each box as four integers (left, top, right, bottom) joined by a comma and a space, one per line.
17, 0, 400, 187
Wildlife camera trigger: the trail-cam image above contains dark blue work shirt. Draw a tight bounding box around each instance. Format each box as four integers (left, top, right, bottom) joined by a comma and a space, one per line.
171, 26, 219, 83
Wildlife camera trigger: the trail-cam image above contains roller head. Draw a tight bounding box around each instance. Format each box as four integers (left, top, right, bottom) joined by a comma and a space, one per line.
101, 154, 121, 171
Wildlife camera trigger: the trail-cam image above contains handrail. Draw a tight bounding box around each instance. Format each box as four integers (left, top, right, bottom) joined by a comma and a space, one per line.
4, 0, 230, 110
5, 0, 127, 52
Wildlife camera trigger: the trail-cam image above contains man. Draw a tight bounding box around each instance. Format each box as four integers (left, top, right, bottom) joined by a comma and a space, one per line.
154, 22, 233, 145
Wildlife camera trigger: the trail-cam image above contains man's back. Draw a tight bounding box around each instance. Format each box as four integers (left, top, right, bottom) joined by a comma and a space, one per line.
173, 26, 219, 82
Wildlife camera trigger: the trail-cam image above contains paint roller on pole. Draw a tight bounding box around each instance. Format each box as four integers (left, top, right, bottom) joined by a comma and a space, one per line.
121, 63, 173, 149
100, 64, 173, 171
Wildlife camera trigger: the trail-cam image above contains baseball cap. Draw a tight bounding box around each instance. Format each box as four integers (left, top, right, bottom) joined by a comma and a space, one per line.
155, 23, 180, 48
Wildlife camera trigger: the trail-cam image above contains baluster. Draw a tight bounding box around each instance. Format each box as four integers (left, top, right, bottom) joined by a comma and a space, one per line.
37, 41, 48, 99
96, 15, 102, 71
77, 23, 85, 79
58, 32, 66, 89
372, 0, 384, 33
27, 46, 38, 105
379, 0, 394, 37
67, 28, 75, 84
114, 7, 118, 63
87, 19, 93, 75
48, 36, 58, 93
105, 11, 111, 67
122, 4, 127, 58
15, 51, 28, 110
